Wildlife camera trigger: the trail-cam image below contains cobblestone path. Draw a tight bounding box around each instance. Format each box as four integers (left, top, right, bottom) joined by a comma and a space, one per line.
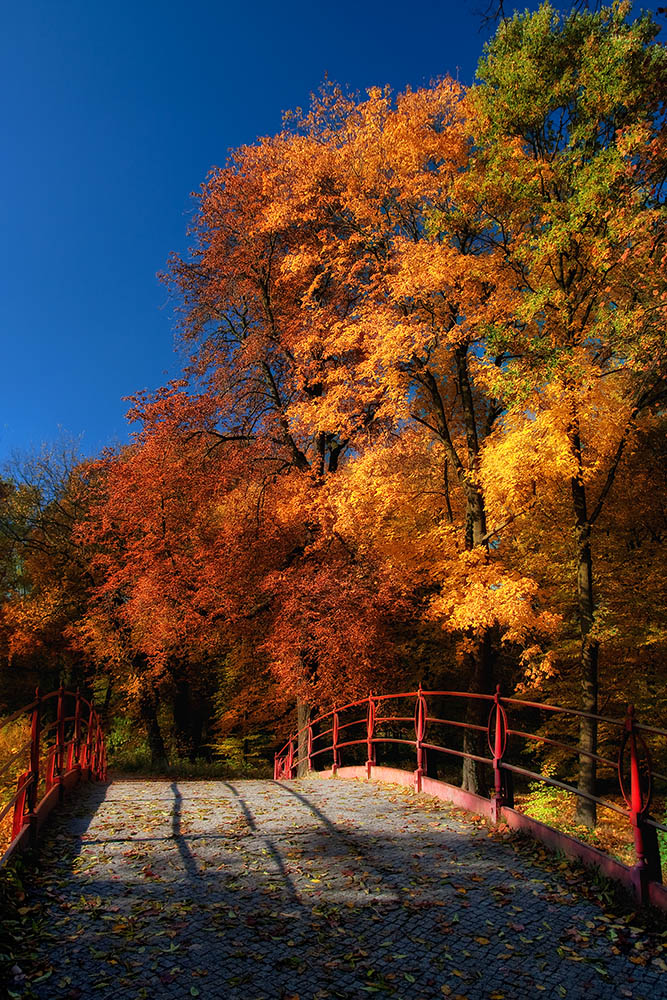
19, 778, 666, 999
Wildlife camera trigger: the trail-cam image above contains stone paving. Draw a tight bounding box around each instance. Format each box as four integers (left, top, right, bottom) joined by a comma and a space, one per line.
15, 777, 667, 999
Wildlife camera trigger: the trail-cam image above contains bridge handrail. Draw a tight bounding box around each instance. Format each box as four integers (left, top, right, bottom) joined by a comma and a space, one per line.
0, 686, 108, 867
274, 687, 666, 899
0, 774, 34, 826
275, 689, 630, 766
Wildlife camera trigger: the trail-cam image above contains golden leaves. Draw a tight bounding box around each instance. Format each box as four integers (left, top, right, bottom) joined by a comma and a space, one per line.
427, 551, 560, 647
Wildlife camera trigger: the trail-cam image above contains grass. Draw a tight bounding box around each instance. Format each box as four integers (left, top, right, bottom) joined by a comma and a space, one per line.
106, 719, 276, 780
108, 749, 272, 780
516, 781, 650, 869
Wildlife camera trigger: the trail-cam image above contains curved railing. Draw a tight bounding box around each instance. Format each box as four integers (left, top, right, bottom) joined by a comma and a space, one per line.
0, 687, 108, 866
275, 687, 667, 908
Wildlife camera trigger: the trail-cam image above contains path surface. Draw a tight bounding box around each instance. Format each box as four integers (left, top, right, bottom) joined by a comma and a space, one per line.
18, 778, 666, 999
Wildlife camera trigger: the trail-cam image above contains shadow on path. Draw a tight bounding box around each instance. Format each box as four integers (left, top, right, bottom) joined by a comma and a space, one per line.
273, 778, 406, 898
20, 778, 664, 1000
221, 780, 298, 903
170, 781, 199, 879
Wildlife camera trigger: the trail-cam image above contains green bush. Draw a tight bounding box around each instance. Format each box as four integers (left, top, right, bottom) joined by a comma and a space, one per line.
524, 777, 571, 826
659, 803, 667, 871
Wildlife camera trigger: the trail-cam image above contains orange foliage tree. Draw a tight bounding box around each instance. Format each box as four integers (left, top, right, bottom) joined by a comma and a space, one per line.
73, 383, 409, 764
164, 78, 560, 787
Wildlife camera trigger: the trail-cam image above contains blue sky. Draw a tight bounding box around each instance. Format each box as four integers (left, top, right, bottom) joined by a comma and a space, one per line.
0, 1, 661, 463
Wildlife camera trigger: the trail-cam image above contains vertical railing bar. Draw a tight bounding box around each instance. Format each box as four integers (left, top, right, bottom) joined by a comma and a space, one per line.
332, 709, 339, 775
56, 685, 65, 801
414, 687, 426, 792
489, 684, 512, 821
26, 686, 41, 844
94, 718, 102, 776
621, 704, 662, 902
73, 688, 82, 772
366, 693, 375, 779
85, 702, 95, 770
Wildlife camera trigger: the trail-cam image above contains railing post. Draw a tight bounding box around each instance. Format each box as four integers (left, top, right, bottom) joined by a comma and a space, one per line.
91, 723, 97, 777
56, 685, 65, 801
90, 713, 98, 775
84, 703, 95, 771
366, 694, 375, 779
12, 773, 31, 842
94, 723, 102, 778
25, 687, 41, 844
622, 704, 661, 903
307, 723, 314, 772
287, 739, 295, 780
73, 688, 82, 775
489, 684, 511, 823
332, 710, 339, 775
97, 724, 105, 781
414, 687, 426, 793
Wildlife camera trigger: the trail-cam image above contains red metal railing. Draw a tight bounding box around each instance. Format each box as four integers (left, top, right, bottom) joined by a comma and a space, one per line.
274, 686, 667, 905
0, 686, 108, 866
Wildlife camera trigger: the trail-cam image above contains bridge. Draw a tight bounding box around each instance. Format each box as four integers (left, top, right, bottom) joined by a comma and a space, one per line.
2, 688, 667, 999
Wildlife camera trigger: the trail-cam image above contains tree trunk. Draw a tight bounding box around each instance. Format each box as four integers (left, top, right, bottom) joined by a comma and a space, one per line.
138, 689, 168, 771
103, 678, 113, 713
419, 354, 496, 793
461, 629, 494, 793
242, 710, 250, 765
461, 483, 493, 793
296, 697, 311, 777
569, 418, 598, 829
574, 516, 599, 828
173, 678, 192, 760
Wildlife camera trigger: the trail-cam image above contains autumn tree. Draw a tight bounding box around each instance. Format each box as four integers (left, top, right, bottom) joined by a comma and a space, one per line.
163, 126, 414, 756
162, 79, 565, 790
0, 445, 99, 704
469, 1, 667, 822
72, 389, 257, 766
70, 378, 408, 768
278, 84, 565, 787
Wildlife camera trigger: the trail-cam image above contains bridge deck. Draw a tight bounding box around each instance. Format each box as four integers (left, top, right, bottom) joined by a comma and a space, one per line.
16, 778, 664, 999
